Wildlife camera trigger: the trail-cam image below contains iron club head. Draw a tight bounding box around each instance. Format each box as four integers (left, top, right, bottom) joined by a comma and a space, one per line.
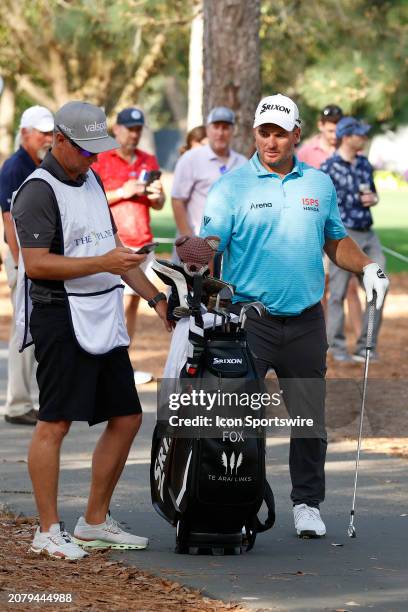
347, 524, 356, 538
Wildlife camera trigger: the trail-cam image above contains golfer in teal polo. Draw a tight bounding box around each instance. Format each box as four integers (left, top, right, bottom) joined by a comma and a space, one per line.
200, 94, 389, 538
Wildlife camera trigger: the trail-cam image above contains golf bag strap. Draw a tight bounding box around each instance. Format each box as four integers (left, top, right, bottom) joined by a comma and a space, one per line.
256, 481, 275, 532
245, 481, 275, 552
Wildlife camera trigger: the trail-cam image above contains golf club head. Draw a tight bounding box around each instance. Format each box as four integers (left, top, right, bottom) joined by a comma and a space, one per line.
173, 306, 192, 318
151, 259, 189, 308
238, 301, 265, 328
347, 524, 356, 538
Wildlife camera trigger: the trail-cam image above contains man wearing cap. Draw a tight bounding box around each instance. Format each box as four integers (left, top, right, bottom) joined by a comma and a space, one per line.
321, 116, 386, 362
298, 105, 362, 331
200, 94, 389, 538
171, 106, 246, 238
93, 107, 164, 385
0, 106, 54, 425
297, 104, 343, 168
11, 101, 171, 560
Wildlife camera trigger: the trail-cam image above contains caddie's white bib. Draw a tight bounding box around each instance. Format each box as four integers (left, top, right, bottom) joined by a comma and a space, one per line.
12, 168, 130, 355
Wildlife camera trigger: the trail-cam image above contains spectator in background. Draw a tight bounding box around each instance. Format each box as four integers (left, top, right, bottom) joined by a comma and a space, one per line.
298, 104, 362, 339
179, 125, 208, 155
0, 106, 54, 425
297, 104, 343, 167
171, 107, 246, 237
93, 107, 165, 385
321, 116, 387, 362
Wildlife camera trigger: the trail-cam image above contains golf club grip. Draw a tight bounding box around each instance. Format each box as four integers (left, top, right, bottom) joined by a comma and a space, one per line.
366, 291, 376, 350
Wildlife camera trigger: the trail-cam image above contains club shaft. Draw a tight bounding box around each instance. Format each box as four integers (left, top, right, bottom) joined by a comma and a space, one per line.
350, 347, 371, 515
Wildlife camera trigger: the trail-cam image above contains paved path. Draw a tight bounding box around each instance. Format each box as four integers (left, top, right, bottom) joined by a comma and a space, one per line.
1, 341, 407, 611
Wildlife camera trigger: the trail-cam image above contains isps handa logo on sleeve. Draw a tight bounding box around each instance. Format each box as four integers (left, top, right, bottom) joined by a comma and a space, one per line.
301, 197, 319, 212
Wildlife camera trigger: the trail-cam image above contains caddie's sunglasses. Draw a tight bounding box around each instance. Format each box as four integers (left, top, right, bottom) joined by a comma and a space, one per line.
56, 125, 94, 158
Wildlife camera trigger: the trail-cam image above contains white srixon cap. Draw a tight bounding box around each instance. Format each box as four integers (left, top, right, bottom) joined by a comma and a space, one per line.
20, 106, 54, 132
253, 94, 301, 131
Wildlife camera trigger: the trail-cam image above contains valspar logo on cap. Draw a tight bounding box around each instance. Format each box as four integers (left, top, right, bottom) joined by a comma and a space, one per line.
253, 94, 301, 131
84, 120, 107, 133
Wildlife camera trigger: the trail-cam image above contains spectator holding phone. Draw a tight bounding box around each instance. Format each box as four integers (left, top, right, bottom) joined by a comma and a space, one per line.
93, 107, 165, 384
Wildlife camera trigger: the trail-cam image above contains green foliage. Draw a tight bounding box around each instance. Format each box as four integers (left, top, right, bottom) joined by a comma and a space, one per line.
0, 0, 191, 117
260, 0, 408, 135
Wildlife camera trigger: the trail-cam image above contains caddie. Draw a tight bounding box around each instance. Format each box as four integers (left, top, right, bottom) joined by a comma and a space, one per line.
11, 101, 171, 560
200, 93, 389, 538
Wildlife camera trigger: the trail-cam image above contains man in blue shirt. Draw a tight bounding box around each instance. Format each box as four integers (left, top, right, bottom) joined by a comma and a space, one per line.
0, 105, 54, 425
200, 94, 389, 538
321, 117, 386, 362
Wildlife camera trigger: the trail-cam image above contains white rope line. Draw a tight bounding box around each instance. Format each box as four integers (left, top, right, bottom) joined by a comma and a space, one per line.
381, 246, 408, 264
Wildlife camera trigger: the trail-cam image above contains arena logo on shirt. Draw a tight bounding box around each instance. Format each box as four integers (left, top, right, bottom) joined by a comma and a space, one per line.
250, 202, 273, 210
74, 228, 113, 247
301, 197, 319, 212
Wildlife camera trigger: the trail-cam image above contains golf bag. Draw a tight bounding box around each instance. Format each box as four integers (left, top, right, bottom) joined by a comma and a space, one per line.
150, 239, 275, 554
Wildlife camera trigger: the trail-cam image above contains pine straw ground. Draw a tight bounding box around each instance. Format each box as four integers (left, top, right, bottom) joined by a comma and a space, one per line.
0, 268, 407, 610
0, 512, 250, 612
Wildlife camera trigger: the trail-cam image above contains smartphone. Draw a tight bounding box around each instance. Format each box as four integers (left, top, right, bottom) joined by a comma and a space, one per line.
144, 170, 162, 193
135, 241, 159, 254
145, 170, 162, 185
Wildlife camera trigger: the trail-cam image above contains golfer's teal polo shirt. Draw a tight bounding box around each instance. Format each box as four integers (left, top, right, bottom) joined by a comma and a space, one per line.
200, 154, 347, 315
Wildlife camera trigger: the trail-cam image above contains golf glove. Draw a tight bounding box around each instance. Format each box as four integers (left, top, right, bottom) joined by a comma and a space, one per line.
362, 263, 389, 309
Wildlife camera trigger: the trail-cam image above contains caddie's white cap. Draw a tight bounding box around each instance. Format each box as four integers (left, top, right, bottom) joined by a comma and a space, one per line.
253, 94, 301, 131
20, 105, 54, 132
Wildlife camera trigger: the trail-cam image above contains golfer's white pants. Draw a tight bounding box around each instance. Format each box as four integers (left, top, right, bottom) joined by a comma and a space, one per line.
4, 249, 36, 416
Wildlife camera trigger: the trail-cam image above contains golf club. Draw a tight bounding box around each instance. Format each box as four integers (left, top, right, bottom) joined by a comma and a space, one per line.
347, 293, 377, 538
238, 301, 265, 330
211, 285, 234, 330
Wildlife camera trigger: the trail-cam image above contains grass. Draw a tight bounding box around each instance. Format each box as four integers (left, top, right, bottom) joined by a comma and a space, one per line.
373, 190, 408, 273
150, 186, 408, 273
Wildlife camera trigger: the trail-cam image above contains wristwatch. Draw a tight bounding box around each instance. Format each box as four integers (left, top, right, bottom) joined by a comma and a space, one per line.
148, 292, 167, 308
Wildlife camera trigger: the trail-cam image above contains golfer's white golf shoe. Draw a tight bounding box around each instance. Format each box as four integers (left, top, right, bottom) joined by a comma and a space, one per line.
31, 522, 88, 560
73, 513, 148, 550
293, 504, 326, 538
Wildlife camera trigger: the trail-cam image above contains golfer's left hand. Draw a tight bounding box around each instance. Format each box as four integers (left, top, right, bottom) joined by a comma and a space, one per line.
363, 262, 389, 309
154, 299, 174, 331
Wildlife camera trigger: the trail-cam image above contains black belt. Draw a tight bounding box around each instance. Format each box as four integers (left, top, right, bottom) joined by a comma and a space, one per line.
261, 302, 321, 321
233, 301, 321, 322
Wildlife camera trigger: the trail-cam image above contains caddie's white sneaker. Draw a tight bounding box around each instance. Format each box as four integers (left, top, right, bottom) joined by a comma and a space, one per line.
293, 504, 326, 538
30, 522, 88, 560
73, 513, 148, 550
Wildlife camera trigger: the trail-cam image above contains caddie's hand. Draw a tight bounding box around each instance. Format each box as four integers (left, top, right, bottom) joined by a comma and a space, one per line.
146, 179, 164, 202
102, 247, 146, 275
362, 262, 389, 309
361, 192, 378, 207
154, 298, 174, 332
122, 179, 146, 199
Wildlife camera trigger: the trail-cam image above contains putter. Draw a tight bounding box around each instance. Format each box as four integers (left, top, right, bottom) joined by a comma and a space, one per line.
347, 295, 376, 538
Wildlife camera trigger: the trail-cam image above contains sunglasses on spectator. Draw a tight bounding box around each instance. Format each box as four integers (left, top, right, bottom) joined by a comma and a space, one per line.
56, 125, 94, 157
321, 105, 343, 119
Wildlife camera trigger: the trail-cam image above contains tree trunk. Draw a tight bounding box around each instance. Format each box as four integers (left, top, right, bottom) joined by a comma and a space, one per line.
203, 0, 260, 156
187, 1, 204, 130
0, 82, 16, 162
